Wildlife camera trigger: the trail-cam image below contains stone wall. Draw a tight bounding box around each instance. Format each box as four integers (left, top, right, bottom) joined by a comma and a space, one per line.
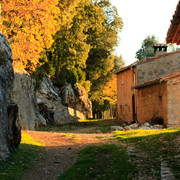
136, 82, 168, 124
167, 75, 180, 127
137, 51, 180, 84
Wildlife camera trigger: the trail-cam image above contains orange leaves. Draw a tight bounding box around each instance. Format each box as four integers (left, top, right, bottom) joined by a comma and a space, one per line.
1, 0, 60, 71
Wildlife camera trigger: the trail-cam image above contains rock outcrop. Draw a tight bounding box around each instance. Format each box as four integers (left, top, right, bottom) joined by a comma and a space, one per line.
60, 83, 75, 107
8, 103, 21, 148
37, 76, 86, 125
10, 69, 46, 130
60, 83, 92, 119
74, 83, 93, 119
10, 72, 91, 130
0, 33, 20, 161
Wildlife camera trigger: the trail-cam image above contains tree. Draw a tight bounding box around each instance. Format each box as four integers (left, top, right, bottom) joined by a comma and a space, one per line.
101, 74, 117, 104
1, 0, 60, 71
85, 0, 123, 100
42, 0, 92, 88
90, 55, 125, 114
43, 0, 123, 93
113, 55, 125, 71
135, 35, 159, 61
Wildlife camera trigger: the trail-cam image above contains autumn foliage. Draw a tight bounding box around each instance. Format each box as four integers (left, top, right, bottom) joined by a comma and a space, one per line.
102, 74, 117, 104
1, 0, 60, 70
1, 0, 124, 112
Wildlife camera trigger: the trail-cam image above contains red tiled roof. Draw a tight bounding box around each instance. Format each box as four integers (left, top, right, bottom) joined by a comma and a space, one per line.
166, 1, 180, 44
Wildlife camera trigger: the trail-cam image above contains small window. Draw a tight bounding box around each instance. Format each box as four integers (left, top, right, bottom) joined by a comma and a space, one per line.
120, 105, 123, 115
159, 95, 162, 101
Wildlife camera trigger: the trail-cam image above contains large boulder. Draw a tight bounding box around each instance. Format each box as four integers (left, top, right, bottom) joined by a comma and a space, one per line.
0, 33, 18, 161
74, 83, 93, 119
0, 69, 14, 161
60, 83, 76, 107
37, 76, 86, 125
10, 69, 46, 130
60, 83, 93, 119
53, 104, 86, 125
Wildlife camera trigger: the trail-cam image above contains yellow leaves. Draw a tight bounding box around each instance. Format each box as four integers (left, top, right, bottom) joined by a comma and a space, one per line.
1, 0, 60, 71
102, 74, 117, 105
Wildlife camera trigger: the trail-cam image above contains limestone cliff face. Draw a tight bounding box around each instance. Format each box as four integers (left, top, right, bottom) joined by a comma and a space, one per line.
10, 72, 91, 130
10, 69, 46, 130
74, 83, 93, 119
0, 33, 20, 161
60, 83, 93, 119
36, 75, 86, 125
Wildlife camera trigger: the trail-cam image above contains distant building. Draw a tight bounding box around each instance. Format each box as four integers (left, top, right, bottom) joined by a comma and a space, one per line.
115, 1, 180, 127
116, 65, 137, 123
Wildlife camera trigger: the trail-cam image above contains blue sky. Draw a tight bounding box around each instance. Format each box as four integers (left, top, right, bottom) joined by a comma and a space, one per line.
110, 0, 179, 65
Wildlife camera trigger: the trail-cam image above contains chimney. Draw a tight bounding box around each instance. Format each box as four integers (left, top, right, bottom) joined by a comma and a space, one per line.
153, 44, 167, 57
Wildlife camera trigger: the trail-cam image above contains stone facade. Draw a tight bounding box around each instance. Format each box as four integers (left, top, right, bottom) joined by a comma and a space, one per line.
136, 82, 168, 124
116, 51, 180, 127
137, 51, 180, 84
116, 67, 136, 123
136, 73, 180, 127
166, 75, 180, 127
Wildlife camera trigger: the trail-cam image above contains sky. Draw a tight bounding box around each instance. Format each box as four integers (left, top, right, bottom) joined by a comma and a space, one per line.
110, 0, 179, 65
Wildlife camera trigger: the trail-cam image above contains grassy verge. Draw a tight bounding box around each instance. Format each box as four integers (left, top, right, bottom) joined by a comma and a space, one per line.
58, 144, 135, 180
111, 128, 180, 179
0, 132, 44, 180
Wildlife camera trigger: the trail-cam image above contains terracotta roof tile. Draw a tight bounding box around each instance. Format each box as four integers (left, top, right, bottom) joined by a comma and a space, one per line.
166, 1, 180, 44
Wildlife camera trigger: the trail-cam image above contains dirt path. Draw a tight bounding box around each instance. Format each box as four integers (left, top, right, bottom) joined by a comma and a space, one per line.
21, 130, 115, 180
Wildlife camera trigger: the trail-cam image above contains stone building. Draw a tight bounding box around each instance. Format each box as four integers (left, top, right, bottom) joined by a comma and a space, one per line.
134, 69, 180, 127
115, 1, 180, 127
116, 65, 137, 123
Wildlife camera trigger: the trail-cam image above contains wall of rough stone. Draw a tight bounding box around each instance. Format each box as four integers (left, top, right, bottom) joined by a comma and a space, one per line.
136, 82, 168, 124
137, 51, 180, 84
167, 75, 180, 127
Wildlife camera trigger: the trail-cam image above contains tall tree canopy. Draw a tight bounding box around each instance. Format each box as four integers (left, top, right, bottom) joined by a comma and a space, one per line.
135, 35, 159, 61
1, 0, 81, 70
44, 0, 123, 95
1, 0, 124, 113
1, 0, 60, 70
85, 0, 123, 100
